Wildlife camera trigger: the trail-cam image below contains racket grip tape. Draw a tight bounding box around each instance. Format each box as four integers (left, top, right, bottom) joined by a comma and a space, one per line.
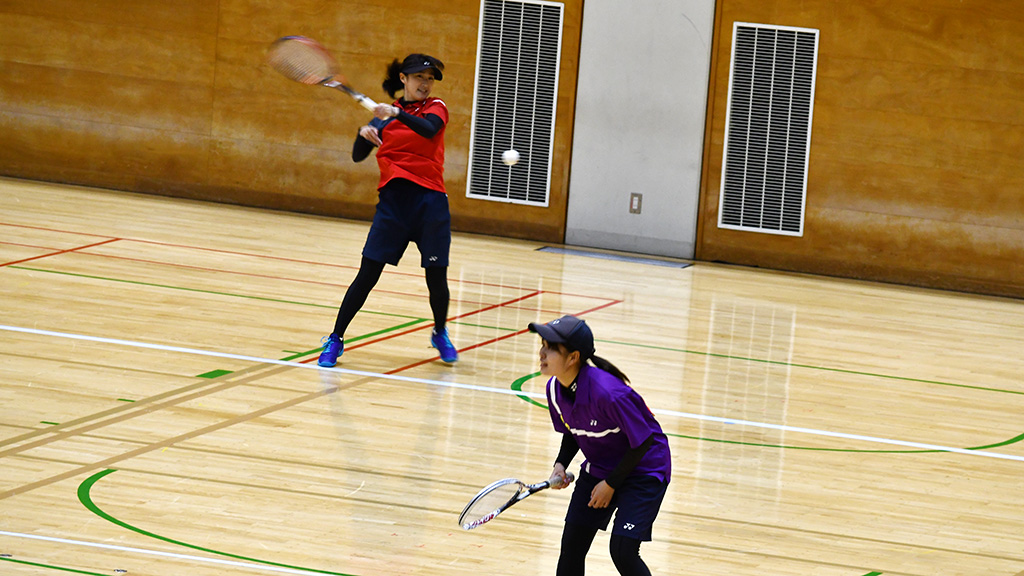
552, 471, 575, 488
356, 96, 378, 112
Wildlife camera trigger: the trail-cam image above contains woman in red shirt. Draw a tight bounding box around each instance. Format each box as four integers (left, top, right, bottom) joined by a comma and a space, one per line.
318, 54, 457, 366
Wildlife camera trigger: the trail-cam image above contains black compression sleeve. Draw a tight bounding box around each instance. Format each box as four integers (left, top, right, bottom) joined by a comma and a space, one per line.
396, 111, 444, 138
555, 433, 580, 468
352, 135, 374, 162
604, 434, 654, 489
352, 117, 387, 162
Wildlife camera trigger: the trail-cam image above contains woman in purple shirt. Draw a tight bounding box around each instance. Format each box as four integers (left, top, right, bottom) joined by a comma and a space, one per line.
529, 315, 672, 576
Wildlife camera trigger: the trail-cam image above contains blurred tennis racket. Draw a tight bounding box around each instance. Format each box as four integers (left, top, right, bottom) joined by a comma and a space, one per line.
458, 472, 574, 530
267, 35, 378, 112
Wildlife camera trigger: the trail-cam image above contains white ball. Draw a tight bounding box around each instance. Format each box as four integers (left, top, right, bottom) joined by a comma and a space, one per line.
501, 149, 520, 166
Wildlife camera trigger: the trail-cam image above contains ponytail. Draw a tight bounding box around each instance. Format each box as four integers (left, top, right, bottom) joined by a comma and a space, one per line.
382, 59, 404, 98
548, 340, 629, 385
589, 354, 629, 384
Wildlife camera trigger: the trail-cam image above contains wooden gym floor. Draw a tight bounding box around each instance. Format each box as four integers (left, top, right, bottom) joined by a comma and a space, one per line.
2, 177, 1024, 576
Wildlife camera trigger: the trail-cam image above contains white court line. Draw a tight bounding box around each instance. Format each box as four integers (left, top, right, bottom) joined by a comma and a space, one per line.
3, 324, 1024, 464
0, 530, 338, 575
0, 324, 534, 398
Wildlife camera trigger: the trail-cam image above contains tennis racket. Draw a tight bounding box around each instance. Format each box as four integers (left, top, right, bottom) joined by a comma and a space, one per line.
458, 472, 574, 530
267, 36, 378, 112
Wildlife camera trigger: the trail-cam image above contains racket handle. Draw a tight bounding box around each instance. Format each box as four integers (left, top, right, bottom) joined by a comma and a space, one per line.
356, 96, 378, 112
551, 472, 575, 488
324, 80, 378, 112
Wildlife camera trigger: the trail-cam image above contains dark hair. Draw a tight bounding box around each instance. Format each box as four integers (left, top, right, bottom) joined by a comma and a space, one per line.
382, 53, 445, 98
382, 59, 404, 98
590, 355, 630, 384
548, 341, 630, 385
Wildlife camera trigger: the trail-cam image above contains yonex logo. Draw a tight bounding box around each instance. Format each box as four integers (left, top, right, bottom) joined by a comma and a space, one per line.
590, 419, 598, 426
623, 523, 635, 530
429, 256, 438, 262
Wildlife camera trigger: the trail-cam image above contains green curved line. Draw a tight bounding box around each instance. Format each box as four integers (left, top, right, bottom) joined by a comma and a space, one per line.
511, 374, 1024, 455
663, 432, 1024, 454
511, 372, 547, 408
78, 469, 357, 576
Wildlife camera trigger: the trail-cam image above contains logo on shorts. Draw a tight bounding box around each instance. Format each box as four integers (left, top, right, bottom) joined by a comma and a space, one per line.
623, 523, 635, 530
590, 419, 598, 426
429, 256, 438, 262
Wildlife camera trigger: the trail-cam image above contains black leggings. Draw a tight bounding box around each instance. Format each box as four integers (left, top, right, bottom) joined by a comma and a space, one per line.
332, 256, 449, 337
557, 522, 651, 576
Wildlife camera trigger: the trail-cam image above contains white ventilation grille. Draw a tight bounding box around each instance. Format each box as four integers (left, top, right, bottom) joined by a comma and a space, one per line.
466, 0, 563, 206
718, 23, 819, 236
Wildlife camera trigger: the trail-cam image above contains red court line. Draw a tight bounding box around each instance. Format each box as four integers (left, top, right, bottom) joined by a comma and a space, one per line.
1, 221, 537, 293
2, 222, 610, 303
2, 221, 627, 370
1, 241, 61, 251
48, 251, 527, 306
1, 238, 121, 268
383, 298, 625, 373
124, 237, 539, 291
299, 290, 548, 365
3, 229, 618, 310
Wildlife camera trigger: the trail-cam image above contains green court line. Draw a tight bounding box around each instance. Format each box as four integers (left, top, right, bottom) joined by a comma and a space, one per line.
512, 373, 547, 408
79, 469, 358, 576
19, 263, 933, 576
40, 421, 59, 426
448, 320, 519, 332
10, 265, 422, 323
0, 556, 110, 575
197, 369, 233, 379
116, 398, 135, 402
595, 337, 1024, 397
663, 431, 1024, 455
512, 374, 1024, 455
80, 469, 889, 576
11, 266, 340, 309
276, 319, 430, 363
15, 263, 1017, 400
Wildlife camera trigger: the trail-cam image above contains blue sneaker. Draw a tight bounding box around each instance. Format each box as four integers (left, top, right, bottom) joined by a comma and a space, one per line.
318, 333, 343, 367
430, 328, 458, 363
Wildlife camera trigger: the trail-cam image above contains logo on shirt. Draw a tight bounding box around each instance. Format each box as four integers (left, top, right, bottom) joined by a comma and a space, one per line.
590, 419, 598, 427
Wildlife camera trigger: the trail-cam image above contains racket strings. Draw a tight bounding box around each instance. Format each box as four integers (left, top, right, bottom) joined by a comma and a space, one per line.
268, 40, 337, 84
460, 483, 520, 524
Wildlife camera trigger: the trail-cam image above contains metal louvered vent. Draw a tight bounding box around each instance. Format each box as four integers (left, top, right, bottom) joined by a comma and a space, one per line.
719, 23, 819, 236
467, 0, 563, 206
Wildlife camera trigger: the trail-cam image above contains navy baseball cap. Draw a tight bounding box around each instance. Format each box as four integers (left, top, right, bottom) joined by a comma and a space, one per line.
400, 54, 444, 80
528, 315, 595, 360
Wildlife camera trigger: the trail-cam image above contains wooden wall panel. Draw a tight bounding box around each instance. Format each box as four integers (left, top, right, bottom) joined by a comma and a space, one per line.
0, 0, 581, 243
698, 0, 1024, 298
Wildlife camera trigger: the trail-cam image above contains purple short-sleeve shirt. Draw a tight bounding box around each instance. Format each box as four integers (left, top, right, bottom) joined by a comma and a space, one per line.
547, 365, 671, 483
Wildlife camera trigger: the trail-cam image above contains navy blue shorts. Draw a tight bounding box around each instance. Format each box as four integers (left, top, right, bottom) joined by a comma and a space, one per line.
362, 181, 451, 267
564, 470, 668, 541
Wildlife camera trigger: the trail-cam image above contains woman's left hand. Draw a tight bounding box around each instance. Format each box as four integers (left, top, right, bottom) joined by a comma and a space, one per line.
588, 480, 615, 508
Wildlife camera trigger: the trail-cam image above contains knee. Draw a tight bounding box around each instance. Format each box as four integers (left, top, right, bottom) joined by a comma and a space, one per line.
608, 534, 642, 567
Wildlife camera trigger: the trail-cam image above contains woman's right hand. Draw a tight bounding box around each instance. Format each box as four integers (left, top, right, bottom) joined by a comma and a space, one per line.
359, 125, 382, 146
549, 463, 572, 489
